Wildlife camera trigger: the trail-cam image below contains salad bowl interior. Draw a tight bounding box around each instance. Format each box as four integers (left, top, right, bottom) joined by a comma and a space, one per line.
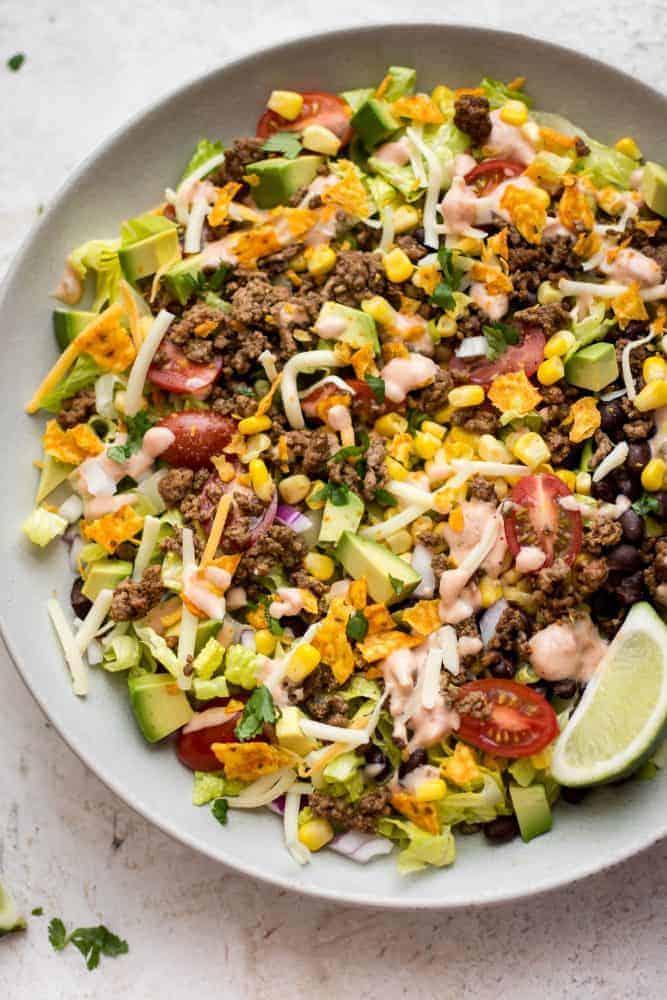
1, 23, 666, 908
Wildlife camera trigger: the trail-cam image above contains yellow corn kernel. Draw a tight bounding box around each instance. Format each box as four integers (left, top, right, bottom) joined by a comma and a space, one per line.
414, 431, 441, 461
634, 379, 667, 411
384, 247, 414, 283
290, 252, 308, 272
479, 575, 504, 608
249, 458, 274, 503
448, 385, 485, 409
544, 330, 576, 359
285, 643, 321, 684
421, 420, 446, 440
393, 204, 421, 234
279, 473, 311, 505
415, 778, 447, 802
500, 99, 528, 126
555, 468, 577, 491
493, 478, 508, 499
435, 314, 458, 338
386, 432, 414, 464
386, 529, 413, 555
448, 427, 480, 449
615, 136, 641, 160
306, 480, 326, 509
298, 817, 334, 852
255, 629, 278, 656
304, 552, 335, 581
238, 414, 272, 435
448, 506, 465, 533
512, 431, 550, 469
362, 295, 396, 326
301, 124, 341, 156
374, 412, 408, 437
306, 244, 337, 277
267, 89, 304, 121
575, 471, 592, 495
431, 84, 454, 108
537, 281, 563, 305
641, 457, 667, 491
530, 748, 552, 770
478, 434, 512, 463
385, 456, 409, 481
410, 515, 434, 543
537, 356, 565, 386
643, 356, 667, 383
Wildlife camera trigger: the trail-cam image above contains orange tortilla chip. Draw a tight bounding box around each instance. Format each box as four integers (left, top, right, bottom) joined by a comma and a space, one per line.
348, 578, 368, 610
246, 605, 268, 630
539, 126, 576, 151
558, 183, 595, 233
488, 370, 542, 415
350, 343, 374, 379
391, 792, 440, 835
208, 553, 242, 577
311, 598, 355, 683
82, 504, 144, 553
573, 230, 602, 259
401, 600, 442, 637
77, 320, 136, 373
211, 742, 298, 781
43, 420, 104, 465
321, 161, 369, 219
470, 261, 513, 296
612, 281, 648, 330
499, 185, 549, 245
486, 228, 509, 261
363, 603, 396, 635
357, 629, 423, 663
208, 182, 242, 227
565, 396, 601, 443
391, 95, 444, 124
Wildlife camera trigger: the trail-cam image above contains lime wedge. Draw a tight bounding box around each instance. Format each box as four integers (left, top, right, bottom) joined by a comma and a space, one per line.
0, 881, 26, 937
551, 603, 667, 787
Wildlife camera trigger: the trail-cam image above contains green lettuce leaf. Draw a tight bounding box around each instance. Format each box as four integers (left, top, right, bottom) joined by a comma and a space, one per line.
481, 76, 533, 109
181, 138, 224, 182
22, 507, 68, 547
40, 354, 104, 411
69, 238, 122, 312
133, 626, 181, 677
224, 644, 260, 689
437, 771, 508, 826
191, 771, 244, 805
102, 636, 140, 673
579, 139, 636, 190
377, 818, 456, 873
322, 751, 366, 801
192, 637, 224, 680
566, 300, 615, 360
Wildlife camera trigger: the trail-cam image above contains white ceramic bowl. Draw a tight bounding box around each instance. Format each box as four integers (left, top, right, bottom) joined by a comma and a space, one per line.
2, 24, 665, 908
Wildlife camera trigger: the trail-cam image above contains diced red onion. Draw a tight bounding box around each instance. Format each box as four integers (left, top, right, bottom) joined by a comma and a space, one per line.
267, 794, 286, 816
276, 503, 312, 534
239, 627, 256, 651
247, 489, 278, 548
479, 598, 508, 648
411, 543, 435, 598
182, 706, 234, 734
329, 830, 394, 863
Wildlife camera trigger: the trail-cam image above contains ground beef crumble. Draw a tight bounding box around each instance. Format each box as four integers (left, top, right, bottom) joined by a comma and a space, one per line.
110, 565, 164, 621
453, 93, 492, 146
328, 432, 388, 503
56, 388, 97, 429
234, 524, 306, 587
158, 468, 194, 507
468, 476, 496, 502
310, 786, 392, 833
583, 518, 623, 554
322, 250, 394, 308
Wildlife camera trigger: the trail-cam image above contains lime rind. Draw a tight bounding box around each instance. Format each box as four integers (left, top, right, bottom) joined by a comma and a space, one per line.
551, 603, 667, 787
0, 881, 26, 937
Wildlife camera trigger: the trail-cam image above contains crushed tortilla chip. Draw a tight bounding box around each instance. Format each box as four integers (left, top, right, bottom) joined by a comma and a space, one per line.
651, 303, 667, 336
565, 396, 601, 443
256, 372, 283, 416
391, 94, 444, 124
357, 629, 423, 663
311, 598, 355, 683
486, 228, 509, 261
297, 589, 320, 615
612, 281, 648, 330
499, 184, 549, 244
488, 370, 542, 415
412, 263, 441, 296
350, 343, 374, 379
539, 126, 576, 151
558, 183, 595, 233
348, 578, 368, 610
363, 603, 396, 635
314, 391, 350, 422
76, 319, 136, 373
321, 160, 369, 219
82, 504, 144, 553
210, 455, 236, 482
573, 230, 602, 259
391, 792, 440, 835
401, 599, 442, 637
208, 553, 242, 577
246, 605, 268, 630
208, 182, 242, 227
470, 261, 513, 295
232, 225, 282, 268
43, 420, 104, 465
382, 341, 410, 361
211, 742, 298, 781
635, 219, 662, 237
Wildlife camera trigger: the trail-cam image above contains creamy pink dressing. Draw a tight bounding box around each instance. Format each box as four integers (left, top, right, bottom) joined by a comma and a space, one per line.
439, 501, 505, 624
440, 176, 478, 235
380, 354, 438, 403
226, 586, 247, 610
326, 403, 352, 433
182, 705, 236, 735
650, 406, 667, 459
54, 262, 84, 305
381, 643, 459, 749
630, 166, 645, 191
458, 635, 483, 658
84, 493, 137, 519
399, 764, 441, 795
453, 153, 478, 177
183, 564, 230, 620
374, 136, 412, 166
469, 281, 509, 320
542, 216, 572, 240
601, 247, 661, 287
74, 427, 175, 505
486, 110, 537, 163
269, 587, 309, 619
515, 545, 546, 574
314, 312, 348, 338
529, 616, 608, 683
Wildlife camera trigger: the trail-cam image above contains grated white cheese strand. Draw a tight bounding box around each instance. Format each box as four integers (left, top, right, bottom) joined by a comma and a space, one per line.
48, 599, 88, 696
132, 515, 161, 581
124, 310, 174, 417
439, 625, 460, 676
592, 442, 629, 483
460, 517, 499, 578
75, 588, 114, 655
378, 205, 395, 254
421, 648, 444, 710
298, 374, 355, 399
558, 279, 628, 299
184, 190, 209, 254
387, 480, 441, 507
360, 504, 426, 540
622, 330, 655, 400
281, 350, 343, 429
450, 458, 532, 478
258, 350, 278, 382
406, 126, 443, 249
177, 527, 198, 688
228, 768, 297, 809
299, 718, 371, 746
284, 782, 312, 866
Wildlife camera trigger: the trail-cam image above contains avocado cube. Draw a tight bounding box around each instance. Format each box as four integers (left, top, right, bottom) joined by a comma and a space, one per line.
35, 454, 74, 504
314, 301, 380, 354
128, 673, 193, 743
81, 559, 133, 601
350, 99, 400, 150
641, 161, 667, 218
276, 706, 318, 756
335, 531, 420, 605
118, 228, 181, 284
52, 309, 97, 351
319, 491, 364, 544
340, 88, 375, 113
509, 783, 553, 842
565, 341, 619, 392
245, 155, 323, 209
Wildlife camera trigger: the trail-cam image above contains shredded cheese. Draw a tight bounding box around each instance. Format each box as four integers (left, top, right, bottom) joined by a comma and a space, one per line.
124, 309, 174, 416
439, 625, 460, 676
132, 515, 161, 581
360, 504, 427, 540
592, 441, 629, 483
227, 768, 297, 809
421, 648, 444, 710
201, 494, 232, 565
299, 718, 371, 746
281, 350, 344, 429
406, 126, 443, 249
75, 588, 114, 655
184, 190, 210, 254
450, 458, 532, 478
48, 598, 88, 696
622, 330, 655, 400
284, 782, 312, 865
258, 350, 278, 382
378, 205, 395, 253
177, 527, 198, 687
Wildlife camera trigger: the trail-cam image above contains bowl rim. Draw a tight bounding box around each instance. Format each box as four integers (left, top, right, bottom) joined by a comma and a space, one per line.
2, 20, 666, 910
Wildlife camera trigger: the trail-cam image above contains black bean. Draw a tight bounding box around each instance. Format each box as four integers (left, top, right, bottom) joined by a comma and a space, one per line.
608, 543, 642, 573
620, 508, 645, 543
613, 473, 641, 501
552, 678, 578, 699
591, 477, 617, 503
560, 785, 589, 804
532, 682, 550, 699
654, 492, 667, 520
70, 578, 92, 620
599, 400, 624, 433
398, 748, 428, 778
484, 815, 520, 843
626, 441, 651, 475
488, 657, 515, 680
363, 745, 391, 782
613, 570, 645, 605
590, 589, 620, 620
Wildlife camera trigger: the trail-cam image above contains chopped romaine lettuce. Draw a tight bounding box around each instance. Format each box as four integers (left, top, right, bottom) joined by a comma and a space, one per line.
371, 711, 403, 771
322, 751, 366, 801
22, 507, 67, 547
133, 625, 181, 676
364, 174, 398, 214
340, 88, 375, 113
341, 676, 381, 702
192, 676, 229, 701
481, 76, 532, 109
161, 551, 183, 591
382, 66, 417, 101
437, 771, 508, 826
181, 138, 224, 182
102, 635, 140, 672
192, 771, 243, 805
579, 139, 636, 190
40, 354, 104, 410
192, 637, 224, 680
68, 238, 122, 312
566, 300, 615, 360
366, 158, 423, 201
377, 817, 455, 873
224, 644, 260, 689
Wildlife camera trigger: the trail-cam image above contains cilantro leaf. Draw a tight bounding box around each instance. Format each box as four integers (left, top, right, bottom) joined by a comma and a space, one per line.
262, 132, 302, 159
211, 798, 229, 825
207, 263, 231, 291
235, 685, 277, 741
311, 482, 353, 506
407, 408, 428, 433
430, 248, 463, 311
632, 493, 661, 517
7, 53, 25, 72
48, 918, 67, 951
365, 374, 386, 403
430, 281, 456, 311
32, 908, 43, 917
388, 575, 406, 598
346, 610, 369, 642
107, 411, 155, 463
374, 487, 398, 508
483, 322, 519, 361
330, 430, 370, 463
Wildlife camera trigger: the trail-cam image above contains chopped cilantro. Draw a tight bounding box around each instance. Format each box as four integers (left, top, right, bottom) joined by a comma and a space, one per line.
31, 907, 43, 917
632, 494, 661, 517
374, 487, 398, 508
311, 482, 354, 506
207, 263, 230, 291
235, 685, 277, 741
346, 610, 369, 642
430, 248, 462, 311
48, 918, 128, 971
7, 53, 25, 72
430, 282, 456, 311
365, 374, 386, 403
407, 408, 428, 433
107, 411, 155, 463
211, 798, 229, 825
388, 575, 406, 598
330, 430, 370, 463
262, 131, 302, 159
483, 322, 519, 361
48, 918, 67, 951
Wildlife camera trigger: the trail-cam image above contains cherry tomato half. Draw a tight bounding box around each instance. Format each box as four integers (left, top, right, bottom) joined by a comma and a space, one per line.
256, 91, 353, 145
449, 326, 545, 386
464, 158, 526, 196
158, 411, 236, 469
177, 712, 244, 771
147, 341, 222, 398
456, 678, 559, 758
504, 473, 583, 568
301, 378, 399, 424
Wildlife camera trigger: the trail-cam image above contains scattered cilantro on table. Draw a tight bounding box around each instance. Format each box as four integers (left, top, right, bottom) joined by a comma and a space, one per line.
48, 918, 128, 971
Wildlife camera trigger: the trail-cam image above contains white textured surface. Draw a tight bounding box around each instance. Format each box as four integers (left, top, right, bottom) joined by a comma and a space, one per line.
1, 2, 666, 996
